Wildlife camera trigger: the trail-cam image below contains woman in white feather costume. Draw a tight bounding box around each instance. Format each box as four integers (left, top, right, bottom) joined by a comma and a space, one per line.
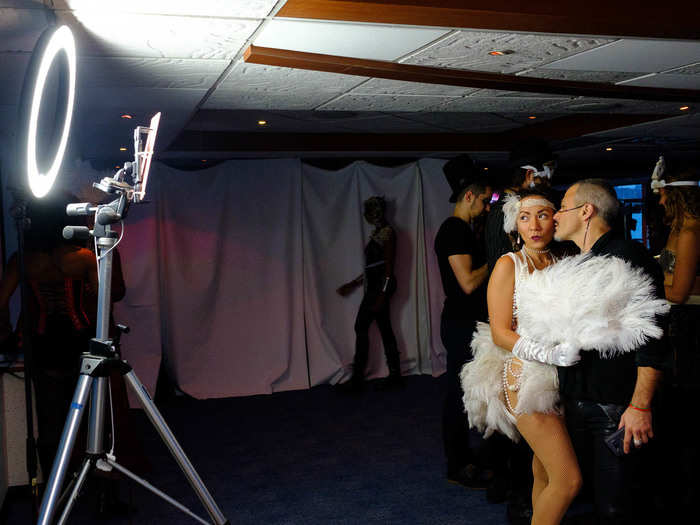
461, 190, 582, 525
461, 188, 670, 525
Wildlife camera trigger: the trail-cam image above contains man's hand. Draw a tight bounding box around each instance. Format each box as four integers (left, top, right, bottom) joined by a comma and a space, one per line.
618, 406, 653, 455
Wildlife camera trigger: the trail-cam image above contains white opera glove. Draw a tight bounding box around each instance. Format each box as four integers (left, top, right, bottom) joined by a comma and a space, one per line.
512, 336, 581, 367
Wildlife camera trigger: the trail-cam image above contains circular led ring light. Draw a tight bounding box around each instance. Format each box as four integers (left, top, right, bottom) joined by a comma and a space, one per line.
26, 25, 76, 198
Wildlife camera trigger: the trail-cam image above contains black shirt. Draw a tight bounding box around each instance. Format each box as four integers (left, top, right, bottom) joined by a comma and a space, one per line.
434, 216, 488, 322
485, 196, 516, 275
558, 231, 670, 405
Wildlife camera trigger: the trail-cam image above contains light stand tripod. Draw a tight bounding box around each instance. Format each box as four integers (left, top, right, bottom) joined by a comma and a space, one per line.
37, 169, 229, 525
9, 196, 40, 516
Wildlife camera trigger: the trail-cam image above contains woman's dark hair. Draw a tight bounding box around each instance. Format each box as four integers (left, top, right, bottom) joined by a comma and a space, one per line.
663, 167, 700, 232
363, 195, 386, 213
24, 191, 82, 251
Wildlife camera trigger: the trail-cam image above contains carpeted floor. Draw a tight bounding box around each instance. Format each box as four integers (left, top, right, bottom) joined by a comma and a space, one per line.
1, 374, 510, 524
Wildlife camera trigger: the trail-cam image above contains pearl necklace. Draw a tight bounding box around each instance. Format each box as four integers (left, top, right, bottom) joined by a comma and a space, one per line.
524, 246, 550, 255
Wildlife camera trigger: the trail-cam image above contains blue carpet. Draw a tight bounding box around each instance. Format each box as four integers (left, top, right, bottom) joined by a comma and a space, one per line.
2, 375, 508, 524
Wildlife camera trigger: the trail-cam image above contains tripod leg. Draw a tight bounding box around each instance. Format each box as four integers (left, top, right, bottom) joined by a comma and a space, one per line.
104, 459, 210, 525
124, 371, 229, 525
38, 374, 94, 525
56, 458, 92, 525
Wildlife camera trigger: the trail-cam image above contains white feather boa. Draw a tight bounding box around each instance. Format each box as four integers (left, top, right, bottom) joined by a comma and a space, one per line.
515, 253, 670, 358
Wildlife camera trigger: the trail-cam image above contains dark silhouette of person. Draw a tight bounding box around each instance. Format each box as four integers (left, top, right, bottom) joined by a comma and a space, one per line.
337, 196, 402, 390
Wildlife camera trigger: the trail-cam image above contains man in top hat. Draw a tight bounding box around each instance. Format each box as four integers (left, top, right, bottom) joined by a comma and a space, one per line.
434, 154, 493, 488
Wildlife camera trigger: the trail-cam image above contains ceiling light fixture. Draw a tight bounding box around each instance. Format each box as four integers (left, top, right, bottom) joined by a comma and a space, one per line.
121, 114, 132, 119
528, 116, 536, 120
119, 147, 127, 151
680, 106, 689, 111
258, 120, 267, 126
605, 147, 613, 151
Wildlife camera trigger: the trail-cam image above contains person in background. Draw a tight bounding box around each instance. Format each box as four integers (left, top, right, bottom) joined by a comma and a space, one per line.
0, 192, 137, 516
434, 154, 493, 488
337, 196, 402, 390
651, 161, 700, 519
0, 193, 99, 477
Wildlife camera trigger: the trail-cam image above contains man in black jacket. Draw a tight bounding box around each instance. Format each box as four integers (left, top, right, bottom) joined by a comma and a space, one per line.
553, 179, 669, 525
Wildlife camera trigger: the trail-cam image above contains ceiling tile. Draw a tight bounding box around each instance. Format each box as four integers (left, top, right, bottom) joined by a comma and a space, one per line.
406, 31, 614, 74
324, 114, 446, 134
469, 89, 570, 99
254, 19, 450, 61
319, 94, 456, 112
55, 11, 259, 59
206, 62, 368, 110
543, 39, 700, 73
619, 73, 700, 90
522, 68, 639, 84
0, 6, 50, 52
56, 0, 279, 18
552, 97, 684, 114
352, 78, 478, 97
187, 109, 355, 133
79, 57, 229, 89
396, 112, 520, 133
672, 63, 700, 75
78, 86, 207, 110
0, 53, 29, 100
0, 104, 17, 136
436, 96, 567, 113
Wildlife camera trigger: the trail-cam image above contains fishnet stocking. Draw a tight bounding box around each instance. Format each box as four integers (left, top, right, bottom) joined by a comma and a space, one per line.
516, 413, 582, 525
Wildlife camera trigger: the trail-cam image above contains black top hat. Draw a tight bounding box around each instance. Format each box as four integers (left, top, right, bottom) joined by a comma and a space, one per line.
507, 138, 555, 170
443, 154, 479, 202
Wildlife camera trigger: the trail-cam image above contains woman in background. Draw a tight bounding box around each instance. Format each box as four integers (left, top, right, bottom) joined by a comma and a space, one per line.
337, 196, 401, 390
654, 165, 700, 513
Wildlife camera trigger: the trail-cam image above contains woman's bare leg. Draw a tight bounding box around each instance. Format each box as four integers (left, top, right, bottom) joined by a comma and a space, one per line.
531, 454, 548, 510
517, 413, 582, 525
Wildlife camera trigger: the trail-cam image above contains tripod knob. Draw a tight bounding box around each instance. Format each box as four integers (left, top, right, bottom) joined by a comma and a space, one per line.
63, 226, 91, 240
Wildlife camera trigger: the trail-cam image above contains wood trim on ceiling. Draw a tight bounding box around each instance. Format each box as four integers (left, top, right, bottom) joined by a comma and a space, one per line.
170, 114, 671, 153
277, 0, 700, 40
243, 45, 700, 103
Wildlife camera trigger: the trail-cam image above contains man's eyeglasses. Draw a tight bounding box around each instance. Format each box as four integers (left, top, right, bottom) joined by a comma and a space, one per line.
557, 203, 585, 214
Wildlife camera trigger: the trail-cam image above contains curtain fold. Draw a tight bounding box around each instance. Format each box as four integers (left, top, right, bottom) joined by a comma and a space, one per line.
113, 157, 455, 399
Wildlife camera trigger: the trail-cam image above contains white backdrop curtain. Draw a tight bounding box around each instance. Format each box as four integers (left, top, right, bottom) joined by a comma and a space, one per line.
106, 158, 455, 399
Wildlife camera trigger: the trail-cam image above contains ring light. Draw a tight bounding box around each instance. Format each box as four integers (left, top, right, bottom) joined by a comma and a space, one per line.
25, 25, 76, 198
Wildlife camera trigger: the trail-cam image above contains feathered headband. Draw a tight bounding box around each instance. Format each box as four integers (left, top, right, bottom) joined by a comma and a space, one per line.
502, 193, 556, 233
520, 162, 554, 180
650, 156, 700, 193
